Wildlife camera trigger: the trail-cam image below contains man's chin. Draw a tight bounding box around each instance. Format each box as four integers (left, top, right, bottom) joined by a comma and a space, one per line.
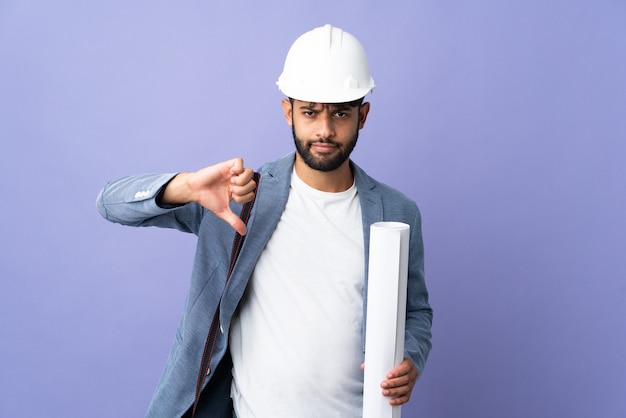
306, 158, 346, 172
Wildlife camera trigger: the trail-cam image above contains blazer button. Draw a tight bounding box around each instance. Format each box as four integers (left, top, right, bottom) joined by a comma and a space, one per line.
206, 368, 211, 376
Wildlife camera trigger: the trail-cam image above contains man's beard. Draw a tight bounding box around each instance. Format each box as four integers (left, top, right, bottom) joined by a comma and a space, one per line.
292, 126, 359, 172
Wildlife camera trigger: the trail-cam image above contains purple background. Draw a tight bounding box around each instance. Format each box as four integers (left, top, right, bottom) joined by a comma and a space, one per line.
1, 1, 625, 417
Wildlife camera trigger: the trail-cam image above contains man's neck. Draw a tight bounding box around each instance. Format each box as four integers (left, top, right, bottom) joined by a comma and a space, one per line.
294, 157, 354, 192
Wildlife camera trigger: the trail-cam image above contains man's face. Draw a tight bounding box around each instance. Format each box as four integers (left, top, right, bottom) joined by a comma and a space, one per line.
282, 99, 370, 172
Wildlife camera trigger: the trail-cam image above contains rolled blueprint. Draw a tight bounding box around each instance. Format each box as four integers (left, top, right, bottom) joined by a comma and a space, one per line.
363, 222, 410, 418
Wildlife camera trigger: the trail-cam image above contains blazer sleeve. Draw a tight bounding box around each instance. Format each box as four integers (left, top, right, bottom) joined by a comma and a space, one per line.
96, 173, 205, 235
404, 206, 433, 377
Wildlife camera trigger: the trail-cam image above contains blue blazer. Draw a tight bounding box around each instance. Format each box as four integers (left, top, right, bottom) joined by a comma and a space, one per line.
97, 152, 432, 417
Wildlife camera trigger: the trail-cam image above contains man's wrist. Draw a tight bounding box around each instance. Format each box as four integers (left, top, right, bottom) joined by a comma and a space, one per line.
157, 172, 193, 206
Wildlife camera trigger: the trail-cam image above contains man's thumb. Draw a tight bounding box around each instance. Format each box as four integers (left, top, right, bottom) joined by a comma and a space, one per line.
220, 210, 247, 236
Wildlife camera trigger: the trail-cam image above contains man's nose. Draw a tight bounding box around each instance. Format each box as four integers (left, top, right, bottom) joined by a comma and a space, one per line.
316, 112, 335, 139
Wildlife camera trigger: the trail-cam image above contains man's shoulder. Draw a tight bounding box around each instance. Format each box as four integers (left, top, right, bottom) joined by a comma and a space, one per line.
257, 152, 295, 177
353, 162, 416, 204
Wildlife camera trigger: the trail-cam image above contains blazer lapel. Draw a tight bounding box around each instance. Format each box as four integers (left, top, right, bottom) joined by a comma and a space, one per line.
220, 155, 294, 320
352, 161, 384, 354
353, 161, 383, 260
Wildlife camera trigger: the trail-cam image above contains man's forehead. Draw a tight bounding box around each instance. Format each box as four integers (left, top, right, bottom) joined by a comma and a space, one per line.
294, 100, 352, 110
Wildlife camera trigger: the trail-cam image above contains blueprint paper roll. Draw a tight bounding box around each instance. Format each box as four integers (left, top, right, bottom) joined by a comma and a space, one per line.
363, 222, 410, 418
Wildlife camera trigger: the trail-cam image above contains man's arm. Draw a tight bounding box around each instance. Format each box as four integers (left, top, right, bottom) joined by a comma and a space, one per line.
97, 158, 256, 235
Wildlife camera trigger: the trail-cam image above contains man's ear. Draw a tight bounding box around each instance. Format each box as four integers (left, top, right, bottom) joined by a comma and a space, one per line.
282, 98, 293, 126
358, 102, 371, 129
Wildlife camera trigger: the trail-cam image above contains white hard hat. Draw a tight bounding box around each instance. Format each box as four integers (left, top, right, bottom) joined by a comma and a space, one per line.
276, 24, 375, 103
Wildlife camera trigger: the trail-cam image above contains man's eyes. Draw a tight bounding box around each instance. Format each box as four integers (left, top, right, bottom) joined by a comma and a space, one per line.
302, 110, 349, 118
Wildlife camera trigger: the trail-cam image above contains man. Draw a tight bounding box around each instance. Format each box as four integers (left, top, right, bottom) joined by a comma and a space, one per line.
97, 24, 432, 418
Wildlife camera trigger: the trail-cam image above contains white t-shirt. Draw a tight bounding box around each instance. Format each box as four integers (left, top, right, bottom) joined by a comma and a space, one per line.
230, 169, 365, 418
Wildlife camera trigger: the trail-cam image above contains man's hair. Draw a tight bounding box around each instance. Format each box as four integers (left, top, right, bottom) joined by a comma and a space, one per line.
288, 97, 365, 108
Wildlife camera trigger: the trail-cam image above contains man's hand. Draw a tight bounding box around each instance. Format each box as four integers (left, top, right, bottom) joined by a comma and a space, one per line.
159, 158, 256, 235
380, 358, 418, 405
380, 358, 419, 406
360, 357, 419, 406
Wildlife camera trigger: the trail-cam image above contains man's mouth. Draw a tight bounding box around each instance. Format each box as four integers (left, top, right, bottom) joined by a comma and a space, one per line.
310, 141, 338, 153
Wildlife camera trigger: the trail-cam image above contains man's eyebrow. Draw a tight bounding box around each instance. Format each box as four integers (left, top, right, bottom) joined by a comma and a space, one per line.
298, 103, 352, 111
